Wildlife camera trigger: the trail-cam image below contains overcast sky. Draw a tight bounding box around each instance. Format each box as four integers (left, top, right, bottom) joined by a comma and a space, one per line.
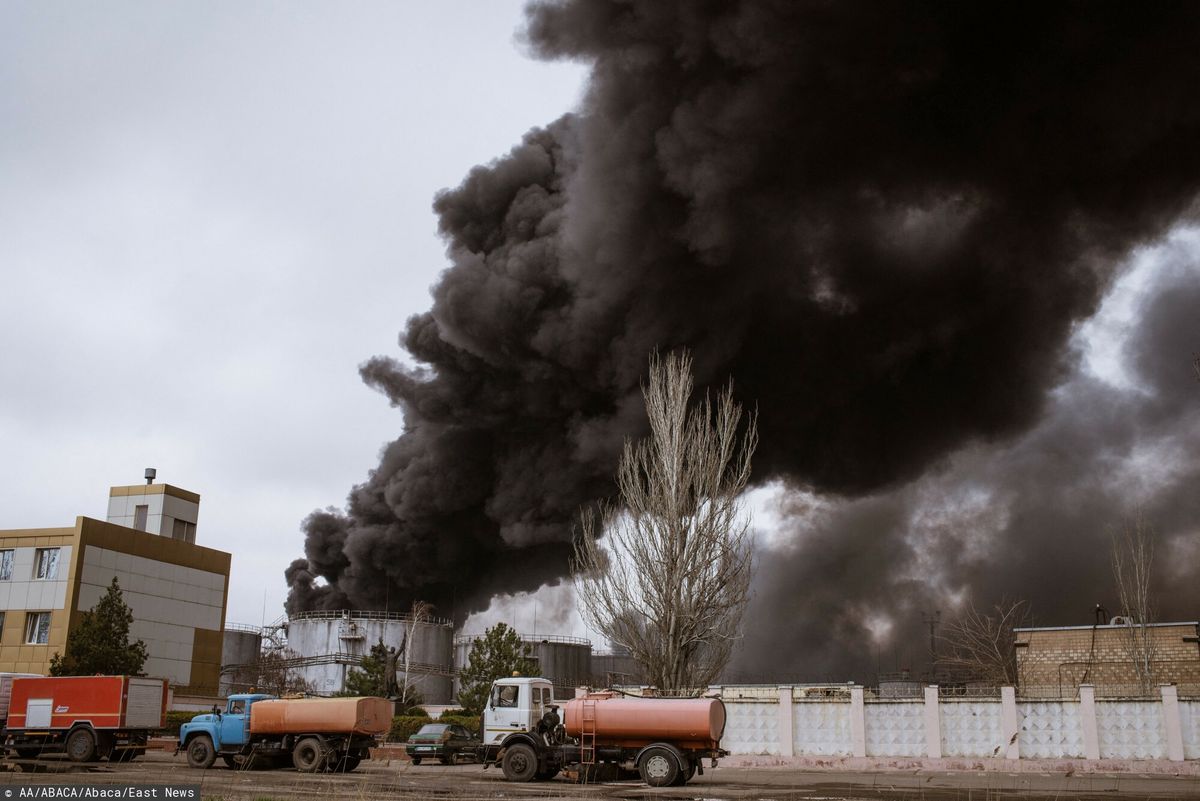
0, 1, 586, 627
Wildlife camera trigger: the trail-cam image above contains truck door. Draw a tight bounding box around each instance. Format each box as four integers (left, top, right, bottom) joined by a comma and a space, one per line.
220, 699, 249, 748
484, 682, 526, 744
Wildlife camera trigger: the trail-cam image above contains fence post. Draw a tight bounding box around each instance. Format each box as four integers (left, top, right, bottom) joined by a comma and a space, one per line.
850, 686, 866, 757
778, 686, 794, 757
1000, 686, 1020, 760
924, 685, 941, 758
1161, 684, 1185, 762
1078, 684, 1100, 760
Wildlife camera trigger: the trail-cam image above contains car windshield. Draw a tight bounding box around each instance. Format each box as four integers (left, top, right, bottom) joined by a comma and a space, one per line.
416, 724, 448, 736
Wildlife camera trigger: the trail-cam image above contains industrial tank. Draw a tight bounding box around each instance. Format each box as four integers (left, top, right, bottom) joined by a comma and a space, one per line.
286, 610, 454, 702
563, 692, 725, 747
453, 633, 592, 697
220, 624, 263, 696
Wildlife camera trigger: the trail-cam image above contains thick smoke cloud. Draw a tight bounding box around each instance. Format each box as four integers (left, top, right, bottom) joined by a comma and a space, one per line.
731, 244, 1200, 681
289, 0, 1200, 664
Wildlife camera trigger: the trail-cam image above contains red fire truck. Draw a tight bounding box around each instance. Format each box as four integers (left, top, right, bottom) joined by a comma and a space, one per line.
2, 676, 168, 762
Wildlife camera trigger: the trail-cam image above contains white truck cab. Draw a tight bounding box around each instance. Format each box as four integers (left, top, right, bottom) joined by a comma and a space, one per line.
482, 677, 555, 745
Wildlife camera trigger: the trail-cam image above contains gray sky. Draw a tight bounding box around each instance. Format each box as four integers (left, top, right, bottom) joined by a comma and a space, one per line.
0, 1, 586, 627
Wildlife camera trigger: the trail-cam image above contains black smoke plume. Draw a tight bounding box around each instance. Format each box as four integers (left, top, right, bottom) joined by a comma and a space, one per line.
289, 1, 1200, 672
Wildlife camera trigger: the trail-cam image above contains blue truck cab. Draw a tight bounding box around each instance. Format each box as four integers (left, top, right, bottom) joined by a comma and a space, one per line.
179, 693, 274, 769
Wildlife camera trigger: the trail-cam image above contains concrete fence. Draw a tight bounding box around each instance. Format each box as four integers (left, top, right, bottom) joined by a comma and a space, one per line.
717, 684, 1199, 761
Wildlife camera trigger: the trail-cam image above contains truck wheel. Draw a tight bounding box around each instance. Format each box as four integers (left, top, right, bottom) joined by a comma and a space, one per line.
222, 755, 237, 769
186, 736, 217, 769
501, 743, 538, 782
329, 755, 360, 772
638, 746, 680, 787
672, 759, 696, 786
66, 729, 97, 763
534, 765, 560, 781
292, 737, 327, 773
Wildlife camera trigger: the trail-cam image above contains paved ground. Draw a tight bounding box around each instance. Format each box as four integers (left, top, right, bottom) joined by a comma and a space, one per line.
1, 751, 1199, 800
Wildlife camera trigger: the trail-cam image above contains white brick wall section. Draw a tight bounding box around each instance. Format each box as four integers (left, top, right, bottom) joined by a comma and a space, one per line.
1001, 686, 1020, 760
1079, 684, 1100, 760
850, 686, 866, 757
1161, 684, 1185, 762
924, 686, 941, 758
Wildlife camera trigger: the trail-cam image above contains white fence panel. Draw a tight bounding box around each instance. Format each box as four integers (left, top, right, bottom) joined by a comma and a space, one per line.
939, 700, 1004, 758
1096, 700, 1166, 760
1018, 701, 1084, 758
864, 701, 925, 757
723, 700, 781, 755
792, 700, 853, 756
1181, 701, 1200, 761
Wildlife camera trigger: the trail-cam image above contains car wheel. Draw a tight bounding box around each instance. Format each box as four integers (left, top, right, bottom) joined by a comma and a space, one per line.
66, 729, 97, 763
410, 756, 422, 765
292, 737, 327, 773
186, 736, 217, 770
501, 743, 538, 782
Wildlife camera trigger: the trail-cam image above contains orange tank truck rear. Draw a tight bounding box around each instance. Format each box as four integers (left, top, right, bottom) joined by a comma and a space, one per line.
562, 692, 725, 747
250, 696, 390, 736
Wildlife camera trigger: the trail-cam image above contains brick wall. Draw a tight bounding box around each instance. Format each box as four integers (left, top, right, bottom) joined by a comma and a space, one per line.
1015, 622, 1200, 697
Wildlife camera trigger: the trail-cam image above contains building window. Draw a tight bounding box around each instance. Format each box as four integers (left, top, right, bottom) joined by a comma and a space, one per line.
0, 550, 12, 581
34, 548, 59, 580
24, 612, 50, 644
133, 505, 149, 532
171, 519, 195, 542
0, 611, 5, 642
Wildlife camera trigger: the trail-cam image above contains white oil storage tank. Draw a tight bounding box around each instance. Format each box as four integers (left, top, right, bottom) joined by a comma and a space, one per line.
454, 633, 592, 699
285, 610, 454, 702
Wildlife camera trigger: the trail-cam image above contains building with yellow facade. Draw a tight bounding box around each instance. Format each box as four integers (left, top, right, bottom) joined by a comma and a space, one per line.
0, 478, 230, 694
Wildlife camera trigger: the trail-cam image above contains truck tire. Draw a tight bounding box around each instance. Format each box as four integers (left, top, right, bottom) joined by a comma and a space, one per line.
66, 729, 97, 763
501, 743, 538, 782
534, 765, 560, 781
292, 737, 327, 772
672, 759, 696, 786
186, 736, 217, 769
329, 755, 361, 772
638, 746, 680, 787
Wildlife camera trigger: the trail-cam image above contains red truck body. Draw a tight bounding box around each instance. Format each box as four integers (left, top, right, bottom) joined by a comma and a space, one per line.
3, 676, 168, 762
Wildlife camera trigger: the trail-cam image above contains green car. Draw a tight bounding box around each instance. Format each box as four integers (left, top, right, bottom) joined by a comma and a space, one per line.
405, 723, 479, 765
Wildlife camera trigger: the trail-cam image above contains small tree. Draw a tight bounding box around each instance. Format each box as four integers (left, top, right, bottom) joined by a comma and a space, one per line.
50, 577, 148, 676
573, 350, 757, 695
937, 599, 1029, 686
246, 648, 312, 696
456, 623, 537, 715
1112, 510, 1157, 694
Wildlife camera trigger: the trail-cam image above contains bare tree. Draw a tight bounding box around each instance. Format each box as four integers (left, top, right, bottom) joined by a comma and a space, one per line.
573, 350, 757, 695
1112, 510, 1158, 694
399, 600, 434, 703
937, 599, 1029, 686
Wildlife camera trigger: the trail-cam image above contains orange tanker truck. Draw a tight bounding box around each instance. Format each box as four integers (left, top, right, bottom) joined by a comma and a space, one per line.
479, 677, 726, 786
178, 693, 390, 771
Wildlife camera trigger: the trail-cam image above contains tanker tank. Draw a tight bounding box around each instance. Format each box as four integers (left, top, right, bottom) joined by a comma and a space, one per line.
562, 691, 726, 747
286, 610, 454, 702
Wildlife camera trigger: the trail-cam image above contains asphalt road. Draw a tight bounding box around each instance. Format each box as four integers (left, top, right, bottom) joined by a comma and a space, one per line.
0, 751, 1198, 800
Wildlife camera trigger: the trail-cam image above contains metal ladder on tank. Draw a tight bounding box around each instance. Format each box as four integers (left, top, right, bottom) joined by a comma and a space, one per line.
579, 699, 597, 767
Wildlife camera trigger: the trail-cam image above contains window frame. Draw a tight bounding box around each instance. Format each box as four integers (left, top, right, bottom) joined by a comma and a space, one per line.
24, 611, 51, 645
33, 548, 60, 580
